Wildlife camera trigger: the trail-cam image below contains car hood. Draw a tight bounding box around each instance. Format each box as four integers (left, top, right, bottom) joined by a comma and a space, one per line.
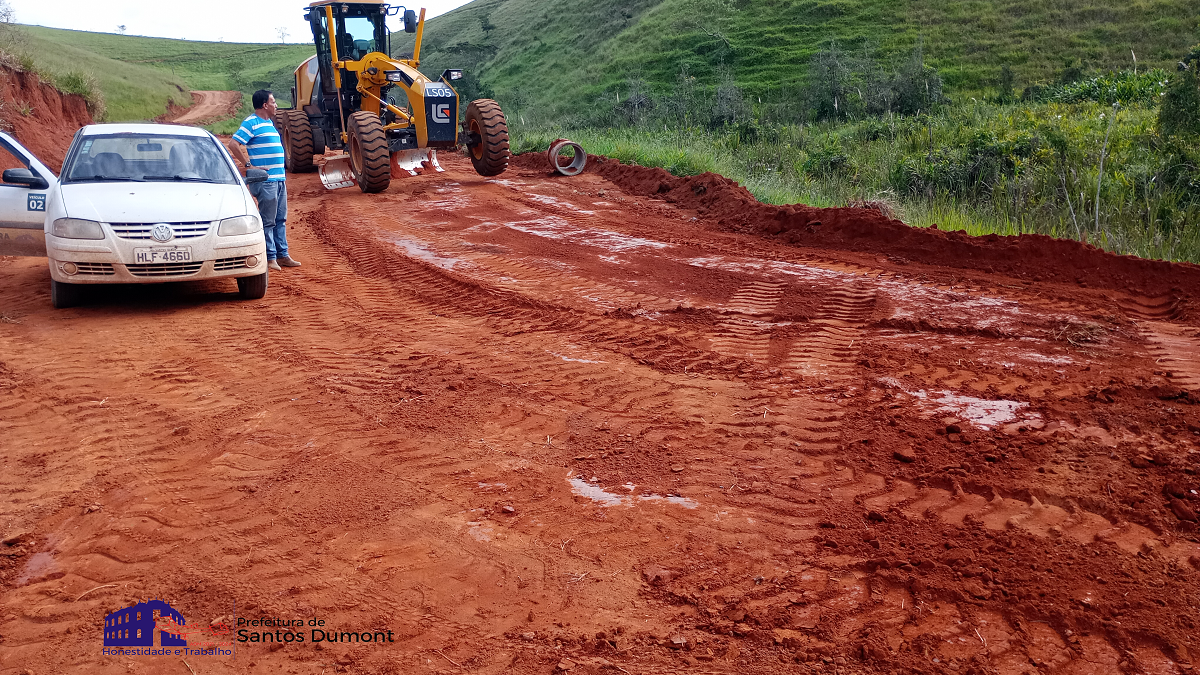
60, 182, 252, 223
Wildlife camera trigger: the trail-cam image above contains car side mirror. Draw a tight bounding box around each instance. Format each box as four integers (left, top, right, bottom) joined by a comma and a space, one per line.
2, 167, 49, 190
244, 168, 269, 184
403, 9, 417, 33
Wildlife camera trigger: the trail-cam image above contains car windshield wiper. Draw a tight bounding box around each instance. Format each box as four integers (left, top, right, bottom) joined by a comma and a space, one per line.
142, 175, 222, 183
72, 175, 145, 182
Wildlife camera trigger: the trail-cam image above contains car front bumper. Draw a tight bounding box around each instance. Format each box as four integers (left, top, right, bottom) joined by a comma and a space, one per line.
47, 235, 268, 284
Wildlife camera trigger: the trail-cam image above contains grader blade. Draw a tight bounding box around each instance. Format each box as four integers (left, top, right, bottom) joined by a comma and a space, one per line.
390, 148, 444, 178
318, 154, 356, 190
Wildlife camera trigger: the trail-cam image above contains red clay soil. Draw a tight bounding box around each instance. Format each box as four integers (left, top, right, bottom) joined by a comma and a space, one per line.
1, 146, 1199, 675
520, 153, 1200, 307
0, 65, 91, 172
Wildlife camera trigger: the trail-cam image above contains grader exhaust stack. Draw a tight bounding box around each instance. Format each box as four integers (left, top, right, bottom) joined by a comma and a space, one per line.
279, 1, 509, 193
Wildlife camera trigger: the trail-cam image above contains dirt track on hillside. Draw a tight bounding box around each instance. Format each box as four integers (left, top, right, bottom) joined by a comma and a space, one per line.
161, 90, 242, 126
1, 151, 1200, 674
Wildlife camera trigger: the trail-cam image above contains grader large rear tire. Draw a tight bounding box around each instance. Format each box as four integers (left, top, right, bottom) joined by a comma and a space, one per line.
282, 110, 316, 173
465, 99, 510, 177
347, 110, 391, 193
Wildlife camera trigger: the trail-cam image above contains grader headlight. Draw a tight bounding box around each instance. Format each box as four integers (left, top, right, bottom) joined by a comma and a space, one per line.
385, 70, 411, 85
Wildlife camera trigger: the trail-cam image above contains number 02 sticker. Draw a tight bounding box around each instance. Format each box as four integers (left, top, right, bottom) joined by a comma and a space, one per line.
27, 193, 46, 211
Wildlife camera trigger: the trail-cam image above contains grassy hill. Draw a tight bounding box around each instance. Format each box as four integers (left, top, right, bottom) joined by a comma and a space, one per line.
13, 0, 1196, 123
13, 25, 314, 121
403, 0, 1199, 117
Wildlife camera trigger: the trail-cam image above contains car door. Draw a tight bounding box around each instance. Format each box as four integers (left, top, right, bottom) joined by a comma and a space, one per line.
0, 132, 56, 256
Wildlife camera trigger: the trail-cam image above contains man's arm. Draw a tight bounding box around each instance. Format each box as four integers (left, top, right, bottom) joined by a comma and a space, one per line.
227, 139, 251, 176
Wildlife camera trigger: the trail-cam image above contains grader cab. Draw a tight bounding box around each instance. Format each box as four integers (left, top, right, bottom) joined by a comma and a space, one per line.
276, 1, 509, 192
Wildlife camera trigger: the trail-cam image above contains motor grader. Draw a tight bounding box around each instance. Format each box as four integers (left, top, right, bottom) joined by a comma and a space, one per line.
275, 0, 509, 192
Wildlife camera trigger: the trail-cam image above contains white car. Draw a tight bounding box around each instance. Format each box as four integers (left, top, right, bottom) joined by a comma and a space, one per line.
0, 123, 269, 308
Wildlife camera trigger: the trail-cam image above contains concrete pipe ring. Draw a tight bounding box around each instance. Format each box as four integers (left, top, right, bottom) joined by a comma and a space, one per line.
547, 139, 587, 176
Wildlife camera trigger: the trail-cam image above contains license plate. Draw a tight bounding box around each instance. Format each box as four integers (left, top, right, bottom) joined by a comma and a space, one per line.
133, 247, 192, 264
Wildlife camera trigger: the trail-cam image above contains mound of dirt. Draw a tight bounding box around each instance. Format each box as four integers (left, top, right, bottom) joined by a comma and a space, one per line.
0, 65, 92, 172
513, 152, 1200, 302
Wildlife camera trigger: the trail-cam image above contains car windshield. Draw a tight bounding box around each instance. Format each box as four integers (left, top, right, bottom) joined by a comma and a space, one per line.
63, 134, 238, 184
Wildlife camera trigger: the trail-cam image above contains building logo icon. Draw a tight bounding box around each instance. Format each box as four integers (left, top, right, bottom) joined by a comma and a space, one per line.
103, 599, 187, 647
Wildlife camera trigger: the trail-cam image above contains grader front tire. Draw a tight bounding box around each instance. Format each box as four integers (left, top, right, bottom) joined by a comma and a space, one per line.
465, 99, 510, 177
283, 110, 316, 173
347, 110, 391, 193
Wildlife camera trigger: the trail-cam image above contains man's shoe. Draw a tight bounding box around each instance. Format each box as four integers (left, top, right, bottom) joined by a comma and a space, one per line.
278, 256, 302, 268
268, 260, 282, 271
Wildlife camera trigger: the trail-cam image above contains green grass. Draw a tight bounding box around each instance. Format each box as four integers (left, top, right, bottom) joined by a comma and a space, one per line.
13, 25, 315, 121
508, 92, 1200, 263
407, 0, 1200, 118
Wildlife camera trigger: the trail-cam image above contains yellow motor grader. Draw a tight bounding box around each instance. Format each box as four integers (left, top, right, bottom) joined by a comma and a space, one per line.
276, 0, 509, 192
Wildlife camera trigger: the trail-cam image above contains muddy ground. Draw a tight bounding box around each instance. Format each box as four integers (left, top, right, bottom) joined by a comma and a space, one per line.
1, 149, 1199, 675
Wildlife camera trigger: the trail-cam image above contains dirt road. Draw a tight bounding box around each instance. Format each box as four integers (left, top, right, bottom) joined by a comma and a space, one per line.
163, 90, 243, 126
1, 153, 1199, 674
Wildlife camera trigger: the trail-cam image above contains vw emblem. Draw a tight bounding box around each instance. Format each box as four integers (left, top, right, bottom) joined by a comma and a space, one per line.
150, 223, 174, 242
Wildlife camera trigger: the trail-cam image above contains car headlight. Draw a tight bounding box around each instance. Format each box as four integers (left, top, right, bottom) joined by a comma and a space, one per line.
52, 218, 104, 240
218, 215, 261, 236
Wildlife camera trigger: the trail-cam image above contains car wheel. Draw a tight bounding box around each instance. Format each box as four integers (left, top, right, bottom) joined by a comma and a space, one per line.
237, 272, 268, 300
50, 278, 83, 308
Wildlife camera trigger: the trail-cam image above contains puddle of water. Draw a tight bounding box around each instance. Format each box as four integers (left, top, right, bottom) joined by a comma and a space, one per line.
1021, 352, 1073, 365
467, 521, 494, 542
526, 193, 597, 215
17, 551, 55, 585
637, 494, 700, 509
915, 390, 1038, 430
498, 217, 670, 253
879, 378, 1041, 430
679, 256, 855, 284
546, 350, 606, 364
569, 478, 628, 506
386, 235, 467, 270
568, 478, 698, 508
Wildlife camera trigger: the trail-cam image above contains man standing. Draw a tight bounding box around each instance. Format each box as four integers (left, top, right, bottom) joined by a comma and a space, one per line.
230, 90, 300, 271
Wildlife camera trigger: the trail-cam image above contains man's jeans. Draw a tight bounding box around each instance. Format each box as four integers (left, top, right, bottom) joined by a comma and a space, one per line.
249, 180, 288, 261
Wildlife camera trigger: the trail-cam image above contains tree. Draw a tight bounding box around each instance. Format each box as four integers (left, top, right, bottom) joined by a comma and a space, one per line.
276, 27, 289, 44
0, 0, 19, 47
478, 14, 495, 41
117, 25, 127, 35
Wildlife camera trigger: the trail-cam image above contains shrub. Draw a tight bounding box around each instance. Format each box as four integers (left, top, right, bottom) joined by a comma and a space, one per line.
1158, 45, 1200, 138
53, 70, 106, 120
1051, 69, 1170, 106
801, 143, 853, 177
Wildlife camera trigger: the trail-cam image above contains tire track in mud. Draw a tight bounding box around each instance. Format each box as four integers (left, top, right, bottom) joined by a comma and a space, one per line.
306, 193, 1190, 569
302, 200, 744, 379
4, 165, 1198, 672
1142, 322, 1200, 391
684, 456, 1195, 671
711, 281, 783, 362
782, 286, 876, 380
455, 252, 689, 313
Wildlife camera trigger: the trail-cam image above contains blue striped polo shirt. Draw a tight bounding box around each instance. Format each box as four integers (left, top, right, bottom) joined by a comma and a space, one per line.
232, 114, 285, 181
